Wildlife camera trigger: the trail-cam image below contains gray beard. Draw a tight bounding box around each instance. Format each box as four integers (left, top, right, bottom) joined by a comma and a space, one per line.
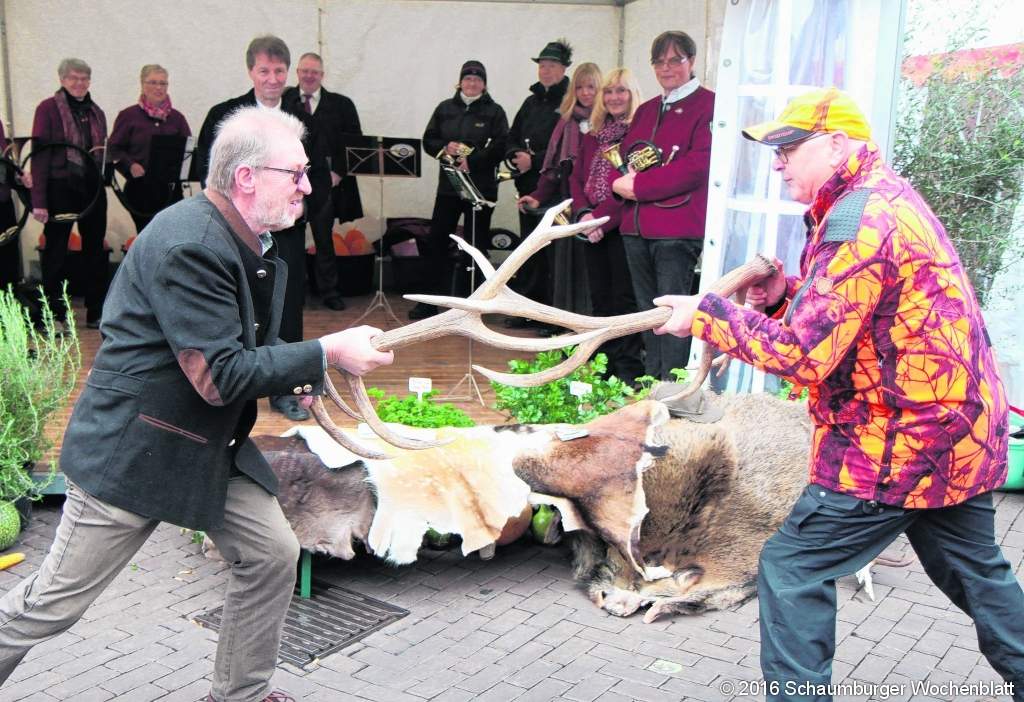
255, 199, 299, 232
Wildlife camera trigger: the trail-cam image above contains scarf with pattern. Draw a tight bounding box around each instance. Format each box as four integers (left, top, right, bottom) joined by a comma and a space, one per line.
540, 103, 592, 177
139, 95, 174, 121
53, 88, 106, 169
584, 116, 630, 205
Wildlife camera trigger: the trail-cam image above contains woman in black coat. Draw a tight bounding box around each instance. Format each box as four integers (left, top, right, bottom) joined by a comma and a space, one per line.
412, 60, 508, 319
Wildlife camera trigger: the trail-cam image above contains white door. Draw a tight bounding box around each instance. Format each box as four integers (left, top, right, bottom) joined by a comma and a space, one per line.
698, 0, 906, 394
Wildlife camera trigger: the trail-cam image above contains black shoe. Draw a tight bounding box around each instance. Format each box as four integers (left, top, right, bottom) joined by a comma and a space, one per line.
323, 296, 346, 311
269, 396, 311, 422
503, 316, 535, 329
408, 303, 438, 320
536, 324, 565, 337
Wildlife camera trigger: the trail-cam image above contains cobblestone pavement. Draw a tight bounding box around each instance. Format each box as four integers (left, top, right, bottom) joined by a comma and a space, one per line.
1, 490, 1022, 702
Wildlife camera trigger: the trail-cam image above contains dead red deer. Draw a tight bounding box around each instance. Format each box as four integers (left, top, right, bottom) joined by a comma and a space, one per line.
248, 391, 813, 621
241, 200, 807, 620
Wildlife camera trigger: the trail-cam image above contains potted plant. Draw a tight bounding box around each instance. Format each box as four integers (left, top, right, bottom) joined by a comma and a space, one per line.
0, 286, 81, 548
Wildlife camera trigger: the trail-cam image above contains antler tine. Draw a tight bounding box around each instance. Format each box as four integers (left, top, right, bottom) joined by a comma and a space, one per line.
656, 254, 778, 403
309, 396, 391, 460
325, 372, 362, 421
449, 234, 497, 279
473, 336, 606, 386
344, 371, 454, 451
478, 200, 607, 294
394, 300, 608, 351
470, 307, 671, 386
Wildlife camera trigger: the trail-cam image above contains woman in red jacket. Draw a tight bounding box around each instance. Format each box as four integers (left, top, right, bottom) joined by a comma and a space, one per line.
108, 64, 192, 234
611, 31, 715, 381
570, 68, 644, 384
29, 57, 109, 327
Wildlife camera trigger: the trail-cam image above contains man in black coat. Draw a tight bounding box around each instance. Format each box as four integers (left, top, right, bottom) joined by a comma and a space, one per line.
194, 35, 332, 421
0, 107, 393, 702
282, 52, 365, 312
505, 40, 571, 319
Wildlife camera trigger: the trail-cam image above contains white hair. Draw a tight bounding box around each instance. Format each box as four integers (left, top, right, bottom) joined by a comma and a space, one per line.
58, 58, 91, 79
207, 107, 306, 194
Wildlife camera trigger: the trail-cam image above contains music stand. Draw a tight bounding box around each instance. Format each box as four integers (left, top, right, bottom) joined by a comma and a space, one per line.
341, 135, 421, 326
439, 163, 494, 405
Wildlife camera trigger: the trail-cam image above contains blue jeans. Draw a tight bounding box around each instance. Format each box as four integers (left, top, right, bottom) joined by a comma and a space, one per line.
621, 236, 703, 381
759, 486, 1024, 701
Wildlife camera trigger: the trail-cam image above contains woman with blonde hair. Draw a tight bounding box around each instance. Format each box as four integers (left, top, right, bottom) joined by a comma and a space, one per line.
517, 60, 602, 316
571, 67, 644, 383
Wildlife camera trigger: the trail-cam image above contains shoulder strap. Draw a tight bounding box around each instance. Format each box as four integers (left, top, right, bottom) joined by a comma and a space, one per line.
823, 188, 872, 243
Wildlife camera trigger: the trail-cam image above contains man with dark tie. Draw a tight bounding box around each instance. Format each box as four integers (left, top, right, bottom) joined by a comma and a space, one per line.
194, 36, 332, 422
283, 52, 364, 312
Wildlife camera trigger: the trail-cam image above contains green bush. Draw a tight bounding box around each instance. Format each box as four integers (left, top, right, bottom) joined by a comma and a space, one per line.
490, 348, 641, 425
365, 388, 475, 428
893, 18, 1024, 306
0, 287, 81, 502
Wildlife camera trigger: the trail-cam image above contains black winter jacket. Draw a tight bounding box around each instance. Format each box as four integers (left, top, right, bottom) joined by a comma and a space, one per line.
508, 77, 569, 194
422, 91, 508, 199
192, 90, 331, 214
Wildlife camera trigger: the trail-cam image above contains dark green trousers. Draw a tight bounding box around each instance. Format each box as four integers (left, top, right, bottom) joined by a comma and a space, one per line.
759, 485, 1024, 702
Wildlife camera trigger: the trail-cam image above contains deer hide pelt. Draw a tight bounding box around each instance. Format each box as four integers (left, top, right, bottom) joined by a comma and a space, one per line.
509, 400, 671, 579
363, 429, 537, 563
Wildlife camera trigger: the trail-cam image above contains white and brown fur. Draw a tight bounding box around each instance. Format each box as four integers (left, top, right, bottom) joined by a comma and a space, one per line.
246, 394, 811, 621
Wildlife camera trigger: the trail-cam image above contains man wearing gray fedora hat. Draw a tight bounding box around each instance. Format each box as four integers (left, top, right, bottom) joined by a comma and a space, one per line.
505, 39, 572, 327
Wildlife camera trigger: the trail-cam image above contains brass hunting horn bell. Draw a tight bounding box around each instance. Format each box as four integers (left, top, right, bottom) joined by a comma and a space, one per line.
600, 143, 629, 175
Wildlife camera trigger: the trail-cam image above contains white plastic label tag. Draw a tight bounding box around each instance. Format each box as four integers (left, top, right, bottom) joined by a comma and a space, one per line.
569, 381, 592, 398
409, 377, 432, 401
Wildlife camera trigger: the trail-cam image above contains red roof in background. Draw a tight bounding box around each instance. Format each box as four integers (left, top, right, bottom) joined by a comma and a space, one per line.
902, 42, 1023, 86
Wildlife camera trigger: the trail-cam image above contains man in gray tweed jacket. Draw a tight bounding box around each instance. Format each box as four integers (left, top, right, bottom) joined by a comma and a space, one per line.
0, 107, 392, 702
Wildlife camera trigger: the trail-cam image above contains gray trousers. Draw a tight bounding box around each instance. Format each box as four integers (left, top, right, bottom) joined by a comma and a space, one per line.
0, 476, 300, 702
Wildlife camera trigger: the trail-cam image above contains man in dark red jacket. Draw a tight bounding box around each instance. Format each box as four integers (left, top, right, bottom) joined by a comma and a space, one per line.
612, 31, 714, 381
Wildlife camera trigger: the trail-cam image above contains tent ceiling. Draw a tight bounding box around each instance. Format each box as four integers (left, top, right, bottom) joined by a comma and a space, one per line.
412, 0, 630, 6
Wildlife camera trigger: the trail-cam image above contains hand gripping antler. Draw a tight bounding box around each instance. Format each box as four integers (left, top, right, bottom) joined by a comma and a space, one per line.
312, 200, 776, 458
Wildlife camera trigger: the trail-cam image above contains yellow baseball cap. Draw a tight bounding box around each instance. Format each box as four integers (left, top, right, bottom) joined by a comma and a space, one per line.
742, 87, 872, 145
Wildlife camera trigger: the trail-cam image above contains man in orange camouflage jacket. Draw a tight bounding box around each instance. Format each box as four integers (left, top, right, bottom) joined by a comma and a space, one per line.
655, 88, 1023, 701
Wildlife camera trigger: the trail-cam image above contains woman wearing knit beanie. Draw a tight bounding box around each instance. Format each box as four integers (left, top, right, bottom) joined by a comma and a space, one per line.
413, 60, 508, 319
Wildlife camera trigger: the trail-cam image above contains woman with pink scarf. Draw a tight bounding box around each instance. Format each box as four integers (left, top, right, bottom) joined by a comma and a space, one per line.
108, 64, 191, 233
517, 62, 601, 316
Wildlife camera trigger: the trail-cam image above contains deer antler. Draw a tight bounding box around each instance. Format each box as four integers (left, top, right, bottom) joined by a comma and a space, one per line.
651, 254, 777, 404
313, 201, 610, 457
313, 200, 776, 458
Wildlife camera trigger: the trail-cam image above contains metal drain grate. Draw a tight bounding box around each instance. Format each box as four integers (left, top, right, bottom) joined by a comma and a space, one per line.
194, 580, 409, 667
